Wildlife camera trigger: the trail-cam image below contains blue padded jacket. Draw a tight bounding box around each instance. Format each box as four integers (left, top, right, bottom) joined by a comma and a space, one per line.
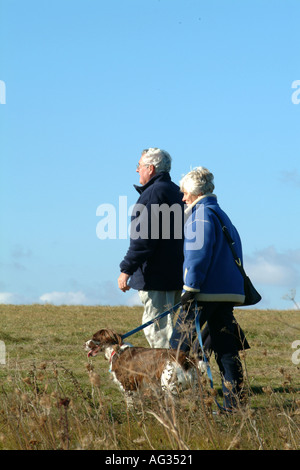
183, 194, 245, 305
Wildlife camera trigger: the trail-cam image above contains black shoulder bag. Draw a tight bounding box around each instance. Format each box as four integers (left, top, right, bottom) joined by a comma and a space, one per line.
208, 208, 262, 306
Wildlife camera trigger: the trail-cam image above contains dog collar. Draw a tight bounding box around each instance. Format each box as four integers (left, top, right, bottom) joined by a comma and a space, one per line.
110, 350, 116, 361
109, 344, 131, 373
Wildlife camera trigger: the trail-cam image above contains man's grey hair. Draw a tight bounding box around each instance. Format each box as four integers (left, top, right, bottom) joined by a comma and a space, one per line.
142, 148, 172, 173
180, 167, 215, 195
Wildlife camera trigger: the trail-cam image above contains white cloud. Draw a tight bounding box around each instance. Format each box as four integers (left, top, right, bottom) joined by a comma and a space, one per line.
79, 280, 142, 306
0, 293, 16, 304
0, 292, 28, 304
244, 246, 300, 287
38, 285, 143, 306
0, 288, 142, 307
125, 291, 142, 306
39, 291, 88, 305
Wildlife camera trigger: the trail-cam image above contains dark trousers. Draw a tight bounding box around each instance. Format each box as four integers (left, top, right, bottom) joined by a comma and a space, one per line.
169, 302, 245, 409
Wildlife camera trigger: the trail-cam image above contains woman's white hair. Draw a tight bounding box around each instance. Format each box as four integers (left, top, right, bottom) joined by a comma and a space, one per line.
142, 148, 172, 173
180, 167, 215, 195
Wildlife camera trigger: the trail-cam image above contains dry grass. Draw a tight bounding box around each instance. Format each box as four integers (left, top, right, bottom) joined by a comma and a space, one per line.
0, 304, 300, 450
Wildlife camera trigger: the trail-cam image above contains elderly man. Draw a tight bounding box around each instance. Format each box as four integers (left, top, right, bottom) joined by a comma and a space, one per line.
118, 148, 184, 348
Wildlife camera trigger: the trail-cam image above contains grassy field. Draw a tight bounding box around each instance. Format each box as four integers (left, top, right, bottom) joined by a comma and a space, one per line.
0, 304, 299, 450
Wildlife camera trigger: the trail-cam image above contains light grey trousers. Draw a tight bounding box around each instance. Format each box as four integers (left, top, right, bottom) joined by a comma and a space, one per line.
138, 290, 182, 348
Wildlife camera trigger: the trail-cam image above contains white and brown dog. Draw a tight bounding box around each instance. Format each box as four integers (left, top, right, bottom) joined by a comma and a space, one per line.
85, 328, 201, 407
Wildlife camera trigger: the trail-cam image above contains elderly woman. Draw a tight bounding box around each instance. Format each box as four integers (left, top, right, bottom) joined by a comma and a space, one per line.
170, 166, 249, 411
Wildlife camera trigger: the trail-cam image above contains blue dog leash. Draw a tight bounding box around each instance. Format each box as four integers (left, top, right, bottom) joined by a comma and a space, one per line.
121, 302, 181, 341
195, 308, 214, 388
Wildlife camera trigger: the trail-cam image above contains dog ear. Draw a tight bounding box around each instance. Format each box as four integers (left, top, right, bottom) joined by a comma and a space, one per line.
92, 330, 104, 342
102, 329, 123, 345
116, 332, 123, 346
101, 329, 114, 343
92, 329, 123, 346
109, 330, 123, 346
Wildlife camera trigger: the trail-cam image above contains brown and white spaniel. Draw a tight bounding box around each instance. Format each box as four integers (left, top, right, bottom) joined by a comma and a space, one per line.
85, 328, 202, 407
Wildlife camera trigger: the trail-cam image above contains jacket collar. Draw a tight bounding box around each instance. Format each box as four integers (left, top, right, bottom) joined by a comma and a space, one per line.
185, 193, 217, 215
134, 172, 171, 194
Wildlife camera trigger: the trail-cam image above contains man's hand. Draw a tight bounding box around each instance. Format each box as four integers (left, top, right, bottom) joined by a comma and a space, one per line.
118, 273, 131, 292
181, 291, 197, 311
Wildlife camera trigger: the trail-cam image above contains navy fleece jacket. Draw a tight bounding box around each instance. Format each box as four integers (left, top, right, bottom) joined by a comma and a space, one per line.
120, 172, 184, 291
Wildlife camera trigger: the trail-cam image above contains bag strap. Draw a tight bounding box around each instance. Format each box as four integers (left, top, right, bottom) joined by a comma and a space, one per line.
207, 207, 247, 280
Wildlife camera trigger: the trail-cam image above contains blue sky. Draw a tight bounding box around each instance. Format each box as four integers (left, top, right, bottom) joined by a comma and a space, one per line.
0, 0, 300, 310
